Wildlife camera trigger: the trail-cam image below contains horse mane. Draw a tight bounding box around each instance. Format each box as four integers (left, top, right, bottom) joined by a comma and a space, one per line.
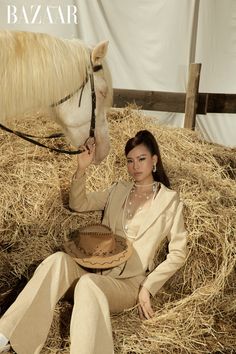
0, 30, 91, 121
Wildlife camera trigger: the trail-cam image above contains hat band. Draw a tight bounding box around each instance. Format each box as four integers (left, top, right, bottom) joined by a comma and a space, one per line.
78, 246, 115, 257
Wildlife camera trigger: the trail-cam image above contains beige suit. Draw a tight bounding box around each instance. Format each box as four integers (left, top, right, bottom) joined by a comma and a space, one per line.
0, 175, 187, 354
69, 175, 187, 296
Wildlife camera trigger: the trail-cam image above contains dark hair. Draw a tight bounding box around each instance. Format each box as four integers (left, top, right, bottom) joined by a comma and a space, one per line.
124, 130, 170, 188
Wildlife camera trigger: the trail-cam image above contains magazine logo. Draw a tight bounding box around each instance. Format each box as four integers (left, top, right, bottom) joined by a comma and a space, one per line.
7, 5, 78, 24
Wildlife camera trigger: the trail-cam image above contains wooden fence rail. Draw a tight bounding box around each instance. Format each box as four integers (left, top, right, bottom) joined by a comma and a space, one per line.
113, 63, 236, 130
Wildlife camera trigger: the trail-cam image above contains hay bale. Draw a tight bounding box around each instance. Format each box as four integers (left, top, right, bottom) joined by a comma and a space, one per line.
0, 107, 235, 353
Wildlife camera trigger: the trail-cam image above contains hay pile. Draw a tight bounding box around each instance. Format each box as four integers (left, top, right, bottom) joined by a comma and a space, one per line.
0, 107, 235, 353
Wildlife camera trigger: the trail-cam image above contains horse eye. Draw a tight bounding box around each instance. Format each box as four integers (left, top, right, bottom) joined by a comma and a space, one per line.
93, 65, 103, 72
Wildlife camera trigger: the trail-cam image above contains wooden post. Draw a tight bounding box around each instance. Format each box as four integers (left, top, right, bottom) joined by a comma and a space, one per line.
184, 63, 202, 129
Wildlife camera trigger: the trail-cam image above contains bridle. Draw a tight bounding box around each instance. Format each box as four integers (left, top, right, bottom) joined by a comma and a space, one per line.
0, 64, 103, 155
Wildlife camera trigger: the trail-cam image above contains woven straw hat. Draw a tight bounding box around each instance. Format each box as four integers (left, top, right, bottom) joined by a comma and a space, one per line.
64, 224, 133, 269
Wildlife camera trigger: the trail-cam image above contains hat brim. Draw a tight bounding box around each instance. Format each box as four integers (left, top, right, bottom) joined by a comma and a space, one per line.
65, 235, 133, 269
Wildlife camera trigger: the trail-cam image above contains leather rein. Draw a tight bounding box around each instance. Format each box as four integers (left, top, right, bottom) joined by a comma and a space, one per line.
0, 64, 103, 155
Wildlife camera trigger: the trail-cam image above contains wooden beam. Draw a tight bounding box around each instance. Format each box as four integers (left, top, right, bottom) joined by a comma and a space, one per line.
195, 93, 236, 114
113, 89, 209, 114
113, 89, 186, 112
184, 63, 202, 129
207, 93, 236, 113
113, 89, 236, 115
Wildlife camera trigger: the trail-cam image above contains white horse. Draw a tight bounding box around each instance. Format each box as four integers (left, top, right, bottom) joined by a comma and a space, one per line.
0, 30, 113, 163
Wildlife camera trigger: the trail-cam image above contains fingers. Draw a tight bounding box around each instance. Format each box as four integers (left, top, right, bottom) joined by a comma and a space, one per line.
85, 137, 95, 146
138, 304, 146, 320
77, 141, 95, 159
138, 286, 154, 320
76, 139, 96, 170
87, 143, 95, 155
138, 301, 155, 320
85, 137, 95, 153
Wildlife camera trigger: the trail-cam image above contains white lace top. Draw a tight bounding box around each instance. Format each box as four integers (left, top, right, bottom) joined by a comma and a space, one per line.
115, 200, 152, 241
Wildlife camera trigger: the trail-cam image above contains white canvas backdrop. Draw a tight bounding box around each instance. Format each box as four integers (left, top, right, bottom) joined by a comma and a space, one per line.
75, 0, 195, 129
75, 0, 236, 147
195, 0, 236, 147
0, 0, 235, 147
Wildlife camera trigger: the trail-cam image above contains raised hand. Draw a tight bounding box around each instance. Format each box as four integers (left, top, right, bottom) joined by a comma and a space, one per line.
75, 138, 96, 175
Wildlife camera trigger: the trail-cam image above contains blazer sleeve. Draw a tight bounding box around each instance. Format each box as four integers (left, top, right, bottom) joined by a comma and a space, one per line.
142, 200, 188, 297
69, 173, 113, 212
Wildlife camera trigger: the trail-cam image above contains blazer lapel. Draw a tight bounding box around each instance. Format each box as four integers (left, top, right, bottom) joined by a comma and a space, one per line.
136, 184, 176, 238
108, 182, 133, 232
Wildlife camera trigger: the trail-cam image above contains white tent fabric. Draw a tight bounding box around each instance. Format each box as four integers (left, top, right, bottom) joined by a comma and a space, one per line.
76, 0, 195, 91
195, 0, 236, 147
0, 0, 235, 147
75, 0, 236, 147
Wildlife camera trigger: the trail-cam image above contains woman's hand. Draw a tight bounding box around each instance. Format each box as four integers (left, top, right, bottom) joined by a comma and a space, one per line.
75, 138, 95, 175
138, 286, 155, 320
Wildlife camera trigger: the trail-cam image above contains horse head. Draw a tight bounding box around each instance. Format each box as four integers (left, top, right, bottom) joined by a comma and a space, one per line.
53, 40, 113, 164
0, 31, 112, 164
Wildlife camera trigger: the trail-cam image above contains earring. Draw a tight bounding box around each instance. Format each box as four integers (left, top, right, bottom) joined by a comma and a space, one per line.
153, 164, 157, 173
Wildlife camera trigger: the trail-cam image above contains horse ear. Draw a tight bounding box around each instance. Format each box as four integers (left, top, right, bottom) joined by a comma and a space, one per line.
91, 40, 109, 65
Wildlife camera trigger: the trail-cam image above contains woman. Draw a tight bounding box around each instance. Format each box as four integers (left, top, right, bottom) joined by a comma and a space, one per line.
0, 130, 187, 354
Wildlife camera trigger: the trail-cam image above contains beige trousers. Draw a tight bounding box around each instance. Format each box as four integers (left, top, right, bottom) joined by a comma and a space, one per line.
0, 252, 144, 354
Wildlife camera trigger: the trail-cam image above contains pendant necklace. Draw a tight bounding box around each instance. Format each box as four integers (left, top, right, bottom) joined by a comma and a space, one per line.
122, 181, 160, 235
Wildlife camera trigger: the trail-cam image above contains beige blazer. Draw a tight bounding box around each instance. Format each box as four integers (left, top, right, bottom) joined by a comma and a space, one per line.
69, 174, 187, 297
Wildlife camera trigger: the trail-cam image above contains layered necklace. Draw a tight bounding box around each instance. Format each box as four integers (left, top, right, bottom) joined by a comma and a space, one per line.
123, 181, 160, 233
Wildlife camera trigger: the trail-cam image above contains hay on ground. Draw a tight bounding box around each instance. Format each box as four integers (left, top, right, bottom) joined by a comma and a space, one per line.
0, 107, 235, 353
